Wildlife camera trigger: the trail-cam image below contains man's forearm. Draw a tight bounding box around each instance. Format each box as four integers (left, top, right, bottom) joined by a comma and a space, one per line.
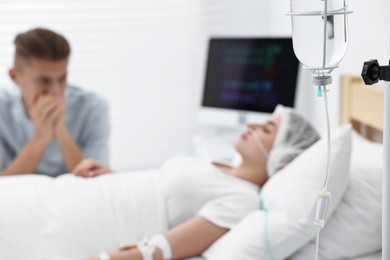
1, 136, 48, 176
57, 128, 84, 172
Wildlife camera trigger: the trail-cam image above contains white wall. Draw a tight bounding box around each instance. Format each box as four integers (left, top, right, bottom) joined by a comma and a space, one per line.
222, 0, 390, 133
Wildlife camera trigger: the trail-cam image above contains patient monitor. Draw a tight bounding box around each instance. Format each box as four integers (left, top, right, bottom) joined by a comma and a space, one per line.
198, 37, 300, 129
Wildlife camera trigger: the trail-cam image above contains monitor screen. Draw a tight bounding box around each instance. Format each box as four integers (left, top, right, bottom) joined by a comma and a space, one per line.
201, 38, 300, 113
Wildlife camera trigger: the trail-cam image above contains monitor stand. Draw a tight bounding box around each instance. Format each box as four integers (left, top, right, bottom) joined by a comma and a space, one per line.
238, 112, 248, 126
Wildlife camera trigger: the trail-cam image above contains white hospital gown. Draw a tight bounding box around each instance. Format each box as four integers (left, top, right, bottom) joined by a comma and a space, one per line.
160, 156, 260, 229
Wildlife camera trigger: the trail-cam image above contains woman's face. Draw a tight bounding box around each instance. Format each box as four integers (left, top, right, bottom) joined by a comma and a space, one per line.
235, 115, 282, 163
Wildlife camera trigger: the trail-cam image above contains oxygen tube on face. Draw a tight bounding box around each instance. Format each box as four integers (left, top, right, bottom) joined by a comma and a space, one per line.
248, 127, 276, 260
248, 128, 269, 159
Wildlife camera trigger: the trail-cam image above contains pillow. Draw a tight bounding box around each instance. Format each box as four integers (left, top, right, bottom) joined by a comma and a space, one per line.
202, 125, 352, 260
289, 130, 382, 259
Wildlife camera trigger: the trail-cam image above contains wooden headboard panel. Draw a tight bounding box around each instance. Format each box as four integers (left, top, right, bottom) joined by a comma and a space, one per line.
340, 75, 384, 133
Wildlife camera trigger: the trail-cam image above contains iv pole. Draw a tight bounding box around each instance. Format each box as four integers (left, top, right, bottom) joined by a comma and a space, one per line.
384, 69, 389, 260
361, 45, 390, 259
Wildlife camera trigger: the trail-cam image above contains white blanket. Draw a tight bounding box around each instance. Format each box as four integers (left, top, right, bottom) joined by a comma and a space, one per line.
0, 171, 167, 259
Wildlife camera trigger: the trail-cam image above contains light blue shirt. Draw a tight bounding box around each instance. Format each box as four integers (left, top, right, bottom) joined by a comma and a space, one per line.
0, 86, 110, 177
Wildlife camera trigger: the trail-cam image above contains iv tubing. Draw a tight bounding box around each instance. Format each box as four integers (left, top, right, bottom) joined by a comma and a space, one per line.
263, 203, 276, 260
313, 85, 332, 260
314, 228, 321, 260
322, 85, 331, 188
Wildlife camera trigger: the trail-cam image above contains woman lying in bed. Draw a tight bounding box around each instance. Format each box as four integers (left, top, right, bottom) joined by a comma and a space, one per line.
80, 105, 320, 260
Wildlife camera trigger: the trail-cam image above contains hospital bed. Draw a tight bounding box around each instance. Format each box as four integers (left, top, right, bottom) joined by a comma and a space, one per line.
0, 76, 383, 259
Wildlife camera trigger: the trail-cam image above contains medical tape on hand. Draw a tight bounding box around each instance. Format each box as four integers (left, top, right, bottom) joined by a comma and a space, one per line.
149, 234, 172, 259
97, 251, 111, 260
137, 238, 156, 260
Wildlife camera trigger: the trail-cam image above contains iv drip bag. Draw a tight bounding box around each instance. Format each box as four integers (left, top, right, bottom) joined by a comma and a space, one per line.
288, 0, 352, 84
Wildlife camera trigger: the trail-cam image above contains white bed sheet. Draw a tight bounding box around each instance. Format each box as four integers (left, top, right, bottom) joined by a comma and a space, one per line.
0, 170, 167, 259
289, 250, 382, 260
188, 250, 382, 260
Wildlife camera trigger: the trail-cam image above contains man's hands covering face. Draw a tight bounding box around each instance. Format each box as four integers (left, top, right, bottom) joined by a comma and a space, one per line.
28, 95, 66, 144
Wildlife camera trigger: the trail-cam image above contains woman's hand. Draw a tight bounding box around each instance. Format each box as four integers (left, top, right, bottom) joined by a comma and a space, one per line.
72, 158, 113, 178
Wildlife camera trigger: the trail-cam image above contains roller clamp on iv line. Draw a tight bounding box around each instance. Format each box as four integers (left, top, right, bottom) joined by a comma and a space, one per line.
97, 234, 172, 260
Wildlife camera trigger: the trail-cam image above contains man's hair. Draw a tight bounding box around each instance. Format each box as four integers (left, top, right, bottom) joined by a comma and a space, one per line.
13, 28, 70, 67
